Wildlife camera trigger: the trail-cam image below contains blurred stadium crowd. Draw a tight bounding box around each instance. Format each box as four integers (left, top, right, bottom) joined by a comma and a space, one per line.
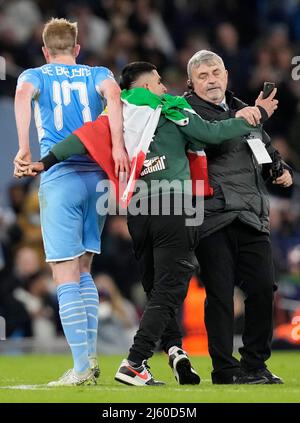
1, 0, 300, 351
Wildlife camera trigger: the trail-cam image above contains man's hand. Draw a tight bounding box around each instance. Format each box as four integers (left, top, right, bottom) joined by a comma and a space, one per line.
112, 145, 130, 178
27, 162, 45, 176
255, 88, 278, 118
272, 169, 293, 187
235, 107, 261, 126
100, 79, 130, 178
13, 161, 44, 179
13, 149, 32, 178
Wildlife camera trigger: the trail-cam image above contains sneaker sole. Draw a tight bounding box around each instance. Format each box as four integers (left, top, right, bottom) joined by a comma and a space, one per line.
212, 377, 268, 385
115, 373, 165, 387
264, 379, 284, 385
236, 379, 268, 385
174, 358, 200, 385
115, 372, 148, 386
48, 378, 96, 387
48, 375, 96, 387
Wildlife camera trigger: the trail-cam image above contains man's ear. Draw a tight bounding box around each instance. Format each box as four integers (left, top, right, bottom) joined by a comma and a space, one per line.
42, 46, 50, 63
74, 44, 81, 58
224, 69, 228, 86
187, 79, 194, 89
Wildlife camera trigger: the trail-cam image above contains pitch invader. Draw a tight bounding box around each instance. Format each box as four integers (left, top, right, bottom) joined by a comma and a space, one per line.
14, 18, 129, 386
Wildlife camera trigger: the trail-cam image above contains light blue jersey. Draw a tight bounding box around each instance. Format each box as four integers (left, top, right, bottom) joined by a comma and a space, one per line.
17, 62, 111, 373
17, 63, 114, 183
17, 62, 112, 261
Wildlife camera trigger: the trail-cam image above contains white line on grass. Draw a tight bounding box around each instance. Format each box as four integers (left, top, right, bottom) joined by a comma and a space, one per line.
0, 385, 51, 390
0, 385, 211, 391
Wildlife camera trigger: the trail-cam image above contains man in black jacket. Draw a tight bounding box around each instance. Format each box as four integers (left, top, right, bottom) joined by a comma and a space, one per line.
185, 50, 293, 384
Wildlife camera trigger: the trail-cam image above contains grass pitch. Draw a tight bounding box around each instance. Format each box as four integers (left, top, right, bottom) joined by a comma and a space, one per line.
0, 352, 299, 403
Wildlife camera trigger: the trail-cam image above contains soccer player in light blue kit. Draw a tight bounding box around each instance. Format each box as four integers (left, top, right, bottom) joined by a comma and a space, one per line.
14, 18, 129, 386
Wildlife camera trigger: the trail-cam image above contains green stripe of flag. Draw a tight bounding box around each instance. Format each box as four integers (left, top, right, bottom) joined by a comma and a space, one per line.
121, 87, 193, 125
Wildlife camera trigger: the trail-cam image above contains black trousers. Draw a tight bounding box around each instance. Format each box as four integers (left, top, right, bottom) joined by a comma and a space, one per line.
195, 219, 274, 379
127, 211, 197, 364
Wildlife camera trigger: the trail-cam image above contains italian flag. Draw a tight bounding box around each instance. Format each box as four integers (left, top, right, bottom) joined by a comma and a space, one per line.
74, 88, 213, 207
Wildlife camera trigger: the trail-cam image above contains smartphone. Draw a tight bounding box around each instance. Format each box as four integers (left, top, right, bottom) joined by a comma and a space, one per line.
262, 82, 275, 99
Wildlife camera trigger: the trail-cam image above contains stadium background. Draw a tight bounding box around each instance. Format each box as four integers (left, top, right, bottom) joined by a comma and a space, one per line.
1, 0, 300, 356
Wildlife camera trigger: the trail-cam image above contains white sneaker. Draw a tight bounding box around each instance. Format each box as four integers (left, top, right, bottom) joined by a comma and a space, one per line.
47, 368, 96, 387
168, 346, 200, 385
115, 359, 165, 386
89, 357, 100, 379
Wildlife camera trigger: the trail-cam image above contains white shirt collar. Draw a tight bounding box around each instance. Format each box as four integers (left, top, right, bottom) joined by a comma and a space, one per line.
219, 97, 228, 110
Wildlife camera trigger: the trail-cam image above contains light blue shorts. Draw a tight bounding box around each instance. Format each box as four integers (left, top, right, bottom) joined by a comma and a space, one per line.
39, 170, 107, 262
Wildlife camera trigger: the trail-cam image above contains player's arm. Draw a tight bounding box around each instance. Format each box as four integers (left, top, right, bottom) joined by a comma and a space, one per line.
98, 79, 130, 176
14, 81, 35, 177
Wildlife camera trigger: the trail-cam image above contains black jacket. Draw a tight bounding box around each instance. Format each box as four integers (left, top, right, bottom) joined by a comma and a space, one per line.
185, 90, 289, 238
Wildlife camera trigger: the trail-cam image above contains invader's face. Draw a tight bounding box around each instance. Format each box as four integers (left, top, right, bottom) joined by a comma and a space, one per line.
142, 70, 167, 96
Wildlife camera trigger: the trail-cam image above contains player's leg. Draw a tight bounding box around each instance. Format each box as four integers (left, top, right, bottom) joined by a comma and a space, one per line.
50, 259, 94, 384
39, 175, 95, 386
80, 170, 108, 378
79, 252, 100, 378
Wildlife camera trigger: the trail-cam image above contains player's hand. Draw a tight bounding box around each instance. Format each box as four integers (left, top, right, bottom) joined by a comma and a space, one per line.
272, 169, 293, 187
13, 149, 32, 178
255, 88, 278, 118
235, 107, 261, 126
112, 145, 130, 178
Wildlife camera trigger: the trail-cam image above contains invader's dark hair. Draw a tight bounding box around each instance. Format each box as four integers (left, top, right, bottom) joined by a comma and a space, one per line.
119, 61, 157, 90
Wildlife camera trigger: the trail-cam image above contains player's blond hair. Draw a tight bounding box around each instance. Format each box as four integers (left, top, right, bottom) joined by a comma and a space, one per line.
42, 18, 78, 56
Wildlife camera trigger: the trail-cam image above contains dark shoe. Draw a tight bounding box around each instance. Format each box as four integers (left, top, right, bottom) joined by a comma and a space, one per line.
168, 346, 200, 385
249, 368, 283, 385
212, 369, 268, 385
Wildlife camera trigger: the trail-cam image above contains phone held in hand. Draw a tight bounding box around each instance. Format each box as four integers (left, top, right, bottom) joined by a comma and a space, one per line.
263, 82, 275, 99
271, 151, 284, 181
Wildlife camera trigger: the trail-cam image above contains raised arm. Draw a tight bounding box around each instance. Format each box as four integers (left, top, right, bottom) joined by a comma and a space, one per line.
98, 79, 130, 176
183, 88, 278, 148
180, 111, 256, 148
14, 81, 35, 177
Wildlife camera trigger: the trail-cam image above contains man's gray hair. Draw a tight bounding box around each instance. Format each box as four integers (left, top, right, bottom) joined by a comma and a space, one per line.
187, 50, 225, 79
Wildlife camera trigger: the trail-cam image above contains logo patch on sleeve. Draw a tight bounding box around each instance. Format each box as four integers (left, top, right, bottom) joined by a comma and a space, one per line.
140, 156, 167, 176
